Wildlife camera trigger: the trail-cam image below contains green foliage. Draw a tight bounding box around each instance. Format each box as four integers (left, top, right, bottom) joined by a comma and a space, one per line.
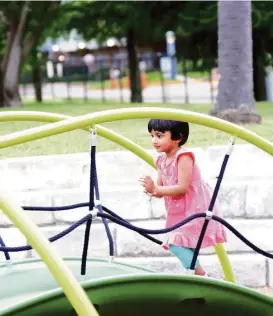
177, 1, 273, 69
0, 1, 66, 73
252, 2, 273, 30
251, 1, 273, 66
0, 0, 85, 90
0, 1, 62, 46
0, 23, 5, 61
62, 1, 219, 71
64, 1, 188, 44
2, 0, 273, 86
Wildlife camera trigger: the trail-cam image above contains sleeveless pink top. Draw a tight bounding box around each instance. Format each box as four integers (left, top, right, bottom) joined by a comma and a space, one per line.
156, 148, 227, 249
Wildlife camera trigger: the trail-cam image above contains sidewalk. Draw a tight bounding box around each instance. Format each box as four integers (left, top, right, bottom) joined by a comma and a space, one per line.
20, 79, 217, 104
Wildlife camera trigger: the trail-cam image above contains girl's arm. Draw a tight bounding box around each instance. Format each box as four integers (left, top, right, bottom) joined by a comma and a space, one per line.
139, 169, 163, 198
154, 154, 193, 197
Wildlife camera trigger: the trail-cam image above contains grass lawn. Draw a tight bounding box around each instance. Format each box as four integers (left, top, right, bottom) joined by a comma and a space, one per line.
89, 71, 181, 90
23, 71, 207, 90
0, 100, 272, 158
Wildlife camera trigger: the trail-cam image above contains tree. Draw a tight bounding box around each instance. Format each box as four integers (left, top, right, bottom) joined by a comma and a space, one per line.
210, 0, 261, 123
65, 1, 187, 103
25, 2, 73, 103
28, 45, 43, 102
64, 1, 140, 102
170, 1, 273, 103
65, 1, 147, 103
0, 1, 61, 108
251, 2, 273, 101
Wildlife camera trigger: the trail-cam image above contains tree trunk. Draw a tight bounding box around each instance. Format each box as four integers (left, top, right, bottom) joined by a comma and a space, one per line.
212, 0, 261, 124
253, 35, 266, 101
0, 2, 29, 108
0, 29, 24, 107
127, 28, 143, 103
32, 63, 42, 102
31, 46, 43, 103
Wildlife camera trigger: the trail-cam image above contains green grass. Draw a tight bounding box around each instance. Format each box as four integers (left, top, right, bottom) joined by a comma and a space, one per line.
145, 72, 181, 85
186, 71, 210, 79
22, 71, 205, 90
90, 71, 181, 90
0, 100, 272, 158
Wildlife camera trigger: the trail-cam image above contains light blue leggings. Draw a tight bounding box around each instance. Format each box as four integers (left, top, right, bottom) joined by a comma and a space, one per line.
169, 245, 200, 270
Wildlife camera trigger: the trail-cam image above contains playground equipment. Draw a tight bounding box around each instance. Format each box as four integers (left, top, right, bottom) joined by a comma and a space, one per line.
0, 107, 272, 316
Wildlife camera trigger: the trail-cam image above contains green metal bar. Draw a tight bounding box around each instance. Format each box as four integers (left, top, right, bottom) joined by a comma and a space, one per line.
0, 108, 272, 156
4, 107, 272, 283
0, 111, 238, 282
215, 243, 236, 283
0, 111, 155, 167
0, 186, 98, 316
97, 126, 155, 167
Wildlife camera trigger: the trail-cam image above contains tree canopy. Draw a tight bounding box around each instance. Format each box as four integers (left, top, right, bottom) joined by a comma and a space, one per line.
1, 0, 273, 107
0, 0, 65, 107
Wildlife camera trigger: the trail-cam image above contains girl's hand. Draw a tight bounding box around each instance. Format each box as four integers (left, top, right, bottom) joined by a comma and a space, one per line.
139, 176, 155, 195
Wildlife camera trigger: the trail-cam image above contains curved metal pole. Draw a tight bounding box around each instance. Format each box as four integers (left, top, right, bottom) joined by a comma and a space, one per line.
0, 185, 98, 316
4, 108, 269, 282
0, 111, 155, 167
0, 108, 272, 155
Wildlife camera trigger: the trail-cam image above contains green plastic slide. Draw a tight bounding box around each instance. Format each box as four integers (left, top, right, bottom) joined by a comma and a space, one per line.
1, 268, 273, 316
0, 258, 152, 311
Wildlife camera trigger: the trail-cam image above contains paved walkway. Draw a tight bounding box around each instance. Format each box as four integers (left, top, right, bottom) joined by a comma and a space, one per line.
20, 78, 218, 104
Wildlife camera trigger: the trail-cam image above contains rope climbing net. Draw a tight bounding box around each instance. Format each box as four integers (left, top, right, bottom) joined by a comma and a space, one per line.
0, 128, 272, 279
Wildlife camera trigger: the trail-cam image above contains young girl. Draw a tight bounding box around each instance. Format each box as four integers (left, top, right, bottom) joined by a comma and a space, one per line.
140, 119, 227, 276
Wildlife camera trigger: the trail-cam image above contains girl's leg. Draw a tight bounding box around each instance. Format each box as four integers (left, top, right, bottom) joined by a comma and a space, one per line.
169, 245, 207, 276
194, 264, 207, 276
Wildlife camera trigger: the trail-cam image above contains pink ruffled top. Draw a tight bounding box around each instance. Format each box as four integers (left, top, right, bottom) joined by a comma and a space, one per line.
156, 147, 227, 249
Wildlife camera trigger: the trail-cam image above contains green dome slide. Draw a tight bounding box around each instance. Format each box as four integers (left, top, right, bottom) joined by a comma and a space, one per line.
2, 268, 273, 316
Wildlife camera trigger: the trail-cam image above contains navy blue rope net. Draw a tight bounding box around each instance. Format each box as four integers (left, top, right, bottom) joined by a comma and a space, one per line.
1, 136, 273, 276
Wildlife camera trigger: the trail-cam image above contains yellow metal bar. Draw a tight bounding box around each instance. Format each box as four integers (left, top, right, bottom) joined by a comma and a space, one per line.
2, 107, 270, 283
97, 125, 155, 167
0, 111, 155, 167
215, 243, 236, 283
0, 185, 98, 316
0, 108, 272, 155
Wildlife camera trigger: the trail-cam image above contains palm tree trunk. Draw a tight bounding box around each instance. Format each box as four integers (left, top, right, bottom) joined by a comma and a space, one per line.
212, 0, 261, 124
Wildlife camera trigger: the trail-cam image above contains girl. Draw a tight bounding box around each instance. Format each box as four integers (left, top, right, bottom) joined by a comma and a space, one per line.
140, 119, 227, 276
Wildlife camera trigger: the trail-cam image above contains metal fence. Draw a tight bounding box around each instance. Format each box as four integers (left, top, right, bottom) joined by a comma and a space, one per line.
20, 54, 218, 104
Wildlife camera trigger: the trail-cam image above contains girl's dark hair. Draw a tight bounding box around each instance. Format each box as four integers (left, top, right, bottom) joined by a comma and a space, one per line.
148, 119, 189, 146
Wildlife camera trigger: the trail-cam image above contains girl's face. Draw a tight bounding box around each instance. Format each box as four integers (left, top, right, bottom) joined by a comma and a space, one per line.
150, 129, 180, 154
